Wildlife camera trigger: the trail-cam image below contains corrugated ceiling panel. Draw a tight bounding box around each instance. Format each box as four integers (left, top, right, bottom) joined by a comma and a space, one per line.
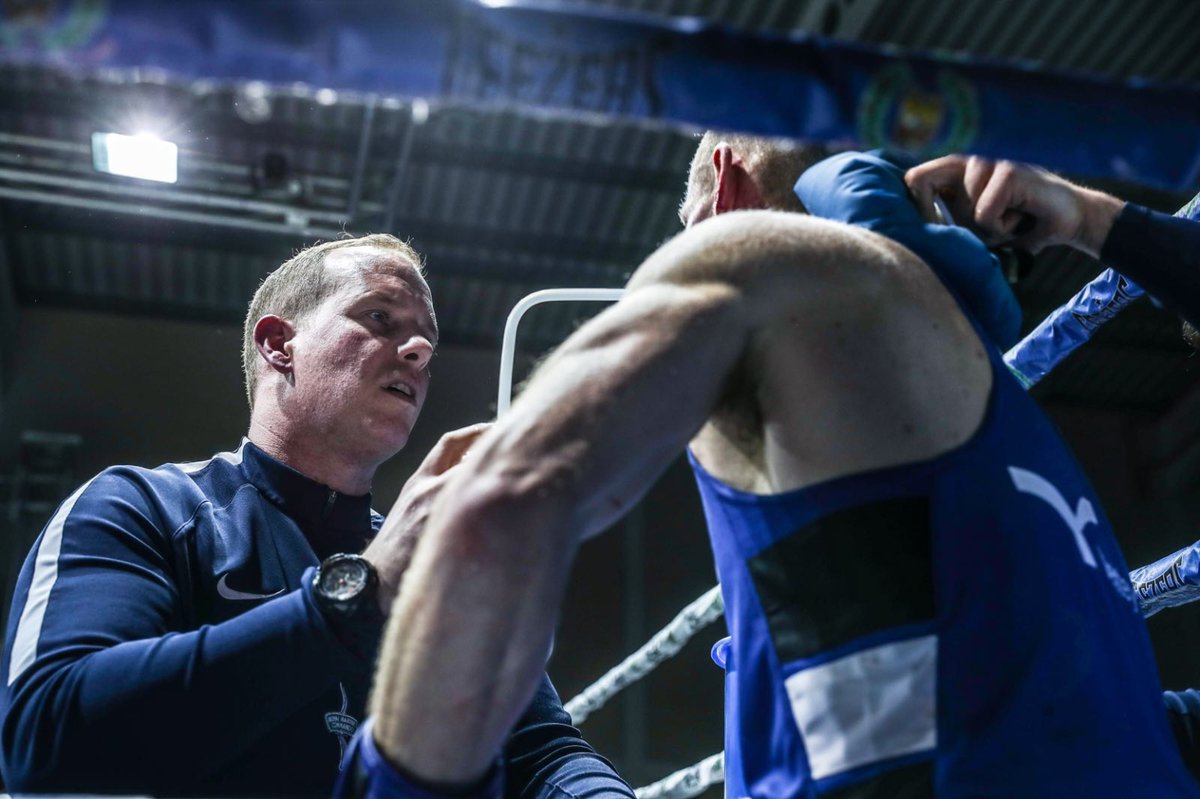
11, 227, 269, 317
866, 0, 1200, 85
554, 0, 1200, 86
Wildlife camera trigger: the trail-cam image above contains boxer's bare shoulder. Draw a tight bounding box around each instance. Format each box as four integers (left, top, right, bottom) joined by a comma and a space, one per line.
657, 210, 994, 494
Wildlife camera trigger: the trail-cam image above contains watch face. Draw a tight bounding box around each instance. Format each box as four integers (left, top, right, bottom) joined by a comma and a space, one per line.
322, 559, 369, 602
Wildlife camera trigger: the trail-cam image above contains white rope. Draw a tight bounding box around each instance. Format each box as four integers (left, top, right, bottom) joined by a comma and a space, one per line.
635, 752, 725, 799
564, 585, 724, 724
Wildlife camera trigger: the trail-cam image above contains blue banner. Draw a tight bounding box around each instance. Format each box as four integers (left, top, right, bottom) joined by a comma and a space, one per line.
2, 1, 1200, 191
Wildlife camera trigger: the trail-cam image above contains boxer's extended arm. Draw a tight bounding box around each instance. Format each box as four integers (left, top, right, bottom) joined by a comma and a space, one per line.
368, 211, 906, 785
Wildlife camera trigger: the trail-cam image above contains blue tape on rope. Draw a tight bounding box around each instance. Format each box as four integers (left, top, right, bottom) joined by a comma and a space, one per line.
1004, 192, 1200, 387
1130, 543, 1200, 618
1003, 271, 1145, 386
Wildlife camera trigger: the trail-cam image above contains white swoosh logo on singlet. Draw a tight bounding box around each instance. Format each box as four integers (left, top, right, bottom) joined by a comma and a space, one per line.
1007, 466, 1098, 567
216, 573, 286, 601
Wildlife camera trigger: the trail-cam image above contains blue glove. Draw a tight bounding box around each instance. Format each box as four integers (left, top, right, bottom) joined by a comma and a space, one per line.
795, 151, 1021, 350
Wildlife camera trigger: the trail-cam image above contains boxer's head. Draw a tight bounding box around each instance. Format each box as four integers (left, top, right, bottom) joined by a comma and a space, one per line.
680, 132, 827, 227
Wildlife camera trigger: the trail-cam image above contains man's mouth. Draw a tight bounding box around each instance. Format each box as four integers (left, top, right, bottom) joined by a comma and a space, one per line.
384, 381, 417, 401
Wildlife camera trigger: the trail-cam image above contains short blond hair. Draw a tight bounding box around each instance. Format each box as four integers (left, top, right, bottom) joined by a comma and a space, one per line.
680, 131, 828, 223
242, 234, 424, 408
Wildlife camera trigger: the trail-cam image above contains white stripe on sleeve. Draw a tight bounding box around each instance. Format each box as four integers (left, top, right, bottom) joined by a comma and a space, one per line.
8, 477, 98, 687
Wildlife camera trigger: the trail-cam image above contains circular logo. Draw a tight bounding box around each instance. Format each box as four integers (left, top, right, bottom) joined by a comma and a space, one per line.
858, 64, 979, 157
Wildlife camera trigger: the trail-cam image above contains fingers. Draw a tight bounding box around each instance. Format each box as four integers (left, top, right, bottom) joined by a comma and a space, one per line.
904, 154, 969, 192
972, 160, 1021, 239
960, 156, 993, 209
910, 154, 1044, 246
905, 155, 968, 224
426, 422, 492, 474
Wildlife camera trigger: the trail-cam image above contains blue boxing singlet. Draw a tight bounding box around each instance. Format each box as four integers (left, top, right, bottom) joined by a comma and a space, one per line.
689, 341, 1199, 797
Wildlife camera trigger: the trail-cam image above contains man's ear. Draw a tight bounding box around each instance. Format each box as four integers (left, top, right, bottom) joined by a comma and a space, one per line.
713, 143, 766, 215
253, 315, 296, 375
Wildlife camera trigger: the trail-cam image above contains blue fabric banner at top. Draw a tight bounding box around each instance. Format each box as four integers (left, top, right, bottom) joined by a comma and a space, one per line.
2, 0, 1199, 191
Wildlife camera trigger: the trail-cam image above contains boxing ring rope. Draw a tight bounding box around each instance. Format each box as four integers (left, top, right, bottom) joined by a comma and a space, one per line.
563, 585, 725, 724
635, 753, 727, 799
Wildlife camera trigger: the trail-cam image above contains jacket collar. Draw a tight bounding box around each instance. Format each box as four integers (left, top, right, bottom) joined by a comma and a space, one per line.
238, 439, 376, 557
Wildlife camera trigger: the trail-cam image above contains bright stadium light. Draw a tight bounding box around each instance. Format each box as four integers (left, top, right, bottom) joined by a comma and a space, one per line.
91, 132, 178, 184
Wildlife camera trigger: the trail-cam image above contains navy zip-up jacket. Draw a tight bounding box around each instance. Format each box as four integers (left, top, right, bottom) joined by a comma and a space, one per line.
0, 440, 633, 798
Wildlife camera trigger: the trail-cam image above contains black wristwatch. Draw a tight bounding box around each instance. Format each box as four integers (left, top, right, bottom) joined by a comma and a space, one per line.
312, 553, 379, 620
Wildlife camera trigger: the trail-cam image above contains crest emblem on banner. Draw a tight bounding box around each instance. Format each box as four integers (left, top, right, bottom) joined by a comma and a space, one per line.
0, 0, 106, 51
858, 64, 979, 157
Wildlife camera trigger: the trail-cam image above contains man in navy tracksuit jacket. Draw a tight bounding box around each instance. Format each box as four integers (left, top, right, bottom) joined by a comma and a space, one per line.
0, 234, 634, 799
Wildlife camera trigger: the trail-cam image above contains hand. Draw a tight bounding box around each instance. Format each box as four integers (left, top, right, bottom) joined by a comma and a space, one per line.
905, 155, 1122, 257
363, 422, 492, 614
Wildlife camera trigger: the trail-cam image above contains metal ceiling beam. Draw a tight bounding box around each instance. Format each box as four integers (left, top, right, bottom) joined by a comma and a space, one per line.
0, 185, 345, 241
0, 164, 349, 226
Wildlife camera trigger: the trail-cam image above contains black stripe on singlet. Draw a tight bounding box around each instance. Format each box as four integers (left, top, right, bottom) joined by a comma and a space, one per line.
747, 495, 934, 662
820, 761, 934, 798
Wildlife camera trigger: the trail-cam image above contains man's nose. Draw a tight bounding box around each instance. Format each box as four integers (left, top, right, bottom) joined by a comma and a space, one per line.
398, 336, 434, 370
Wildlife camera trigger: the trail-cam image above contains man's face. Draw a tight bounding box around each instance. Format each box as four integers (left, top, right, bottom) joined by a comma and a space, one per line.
286, 246, 437, 461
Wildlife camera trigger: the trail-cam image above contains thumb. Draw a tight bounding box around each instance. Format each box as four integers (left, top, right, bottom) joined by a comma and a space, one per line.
430, 422, 492, 472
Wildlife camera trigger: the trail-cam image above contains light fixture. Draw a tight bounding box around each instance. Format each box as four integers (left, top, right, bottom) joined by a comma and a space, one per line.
91, 132, 178, 184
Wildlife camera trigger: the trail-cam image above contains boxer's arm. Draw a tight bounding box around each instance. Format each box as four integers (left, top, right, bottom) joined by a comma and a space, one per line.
369, 210, 897, 785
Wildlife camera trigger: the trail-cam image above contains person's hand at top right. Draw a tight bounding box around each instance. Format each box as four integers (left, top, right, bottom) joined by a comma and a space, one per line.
905, 155, 1124, 258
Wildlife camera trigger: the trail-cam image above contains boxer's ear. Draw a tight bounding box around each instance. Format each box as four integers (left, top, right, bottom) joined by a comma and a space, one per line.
713, 143, 766, 215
